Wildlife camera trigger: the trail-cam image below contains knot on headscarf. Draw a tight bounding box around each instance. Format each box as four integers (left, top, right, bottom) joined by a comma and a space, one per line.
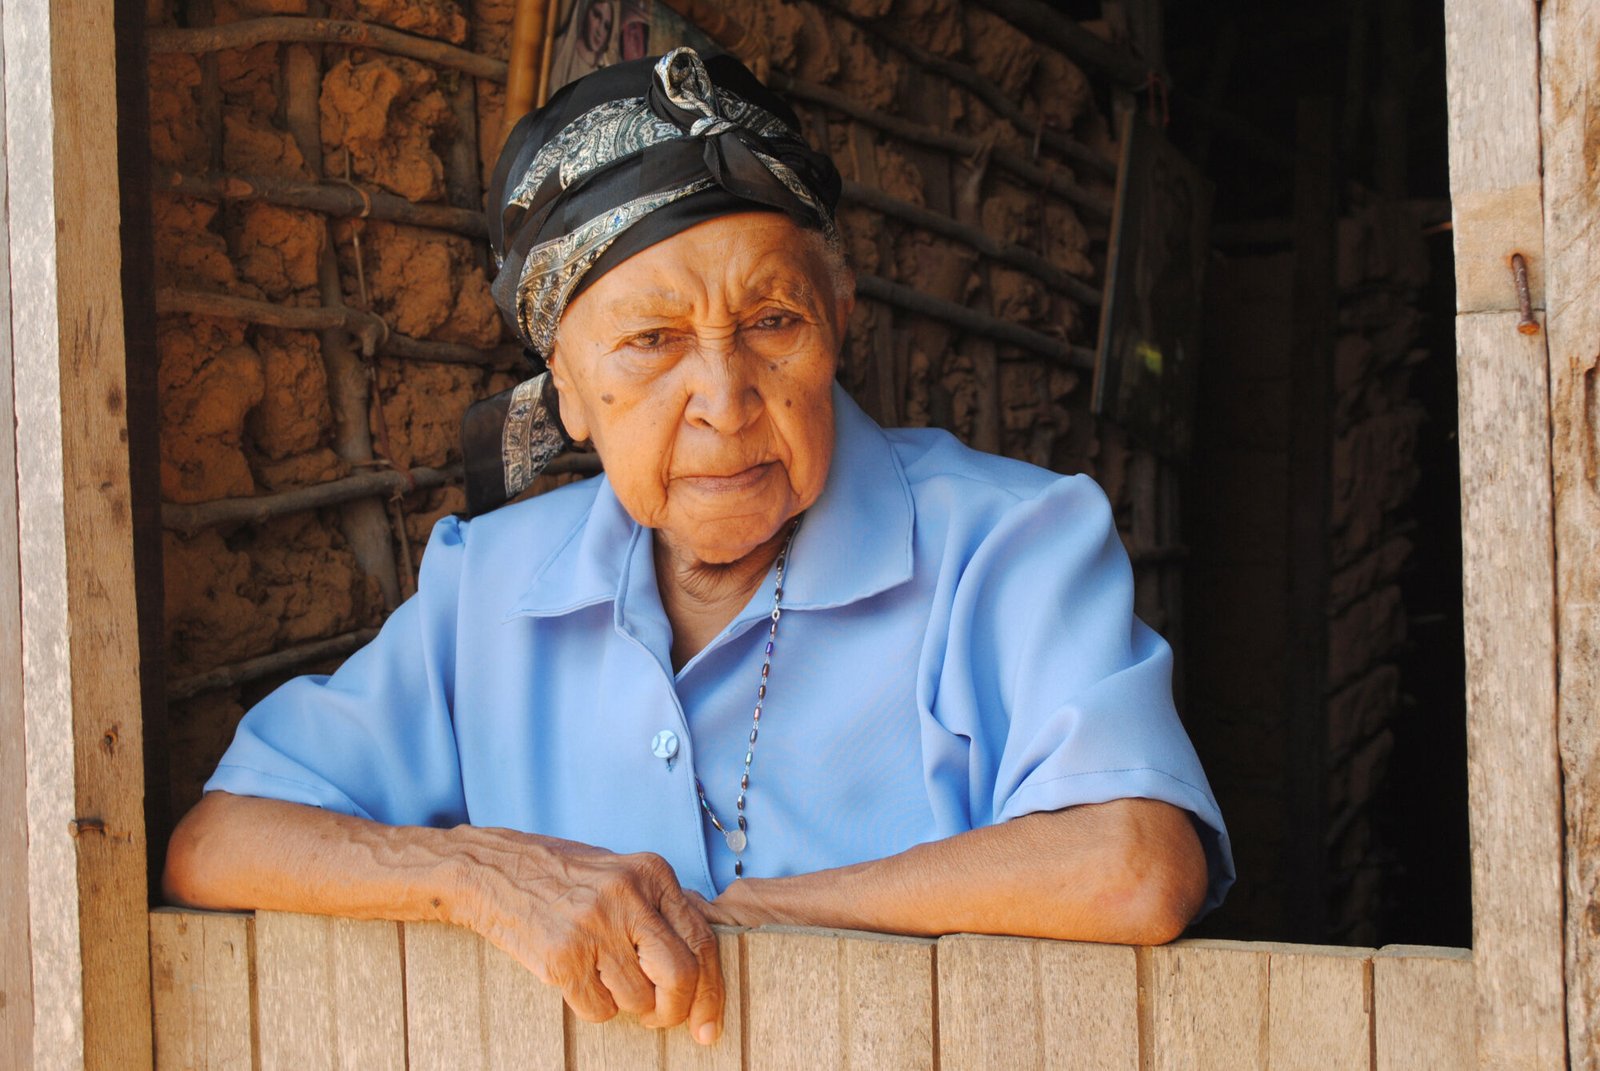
463, 48, 843, 517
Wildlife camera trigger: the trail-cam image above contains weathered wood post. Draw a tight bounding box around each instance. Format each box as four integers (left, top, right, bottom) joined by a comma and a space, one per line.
1537, 3, 1600, 1068
0, 1, 153, 1067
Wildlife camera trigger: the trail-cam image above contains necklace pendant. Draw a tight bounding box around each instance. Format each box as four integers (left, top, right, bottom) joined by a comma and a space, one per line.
724, 827, 747, 854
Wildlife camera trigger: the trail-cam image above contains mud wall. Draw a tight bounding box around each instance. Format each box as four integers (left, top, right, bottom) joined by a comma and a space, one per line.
146, 1, 1166, 826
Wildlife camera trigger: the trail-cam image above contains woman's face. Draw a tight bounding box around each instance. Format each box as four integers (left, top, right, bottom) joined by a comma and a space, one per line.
547, 213, 852, 566
581, 1, 614, 55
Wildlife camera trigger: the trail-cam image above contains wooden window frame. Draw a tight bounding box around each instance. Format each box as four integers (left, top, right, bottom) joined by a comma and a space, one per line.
1, 0, 1592, 1066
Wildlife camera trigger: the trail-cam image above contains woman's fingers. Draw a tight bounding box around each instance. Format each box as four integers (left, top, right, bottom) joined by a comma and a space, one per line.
464, 838, 725, 1041
630, 902, 706, 1029
597, 951, 658, 1017
660, 892, 725, 1044
554, 956, 620, 1024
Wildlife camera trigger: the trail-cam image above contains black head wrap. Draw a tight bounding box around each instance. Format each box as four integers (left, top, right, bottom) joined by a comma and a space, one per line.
461, 48, 843, 516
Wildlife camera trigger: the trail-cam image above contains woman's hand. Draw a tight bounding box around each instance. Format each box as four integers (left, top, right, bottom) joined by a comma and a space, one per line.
451, 829, 724, 1040
164, 793, 726, 1044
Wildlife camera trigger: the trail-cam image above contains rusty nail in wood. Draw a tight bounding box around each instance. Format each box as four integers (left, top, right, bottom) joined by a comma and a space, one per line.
1512, 253, 1540, 334
68, 817, 106, 838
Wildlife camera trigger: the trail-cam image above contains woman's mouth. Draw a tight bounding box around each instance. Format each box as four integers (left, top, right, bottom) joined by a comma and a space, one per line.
676, 461, 778, 494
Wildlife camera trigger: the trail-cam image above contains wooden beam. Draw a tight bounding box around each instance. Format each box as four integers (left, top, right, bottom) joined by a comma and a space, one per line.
147, 17, 507, 82
1444, 2, 1568, 1066
1445, 0, 1545, 315
5, 1, 154, 1065
1143, 941, 1270, 1069
1456, 307, 1564, 1069
52, 2, 154, 1063
4, 2, 84, 1059
967, 0, 1151, 88
1537, 3, 1600, 1067
769, 72, 1112, 219
1373, 945, 1475, 1069
0, 6, 35, 1060
149, 910, 254, 1071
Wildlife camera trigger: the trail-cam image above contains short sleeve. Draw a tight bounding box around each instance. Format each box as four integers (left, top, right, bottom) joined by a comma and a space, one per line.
203, 516, 472, 828
929, 475, 1235, 914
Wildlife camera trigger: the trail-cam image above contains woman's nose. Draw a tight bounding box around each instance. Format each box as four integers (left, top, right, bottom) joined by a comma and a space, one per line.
683, 340, 760, 432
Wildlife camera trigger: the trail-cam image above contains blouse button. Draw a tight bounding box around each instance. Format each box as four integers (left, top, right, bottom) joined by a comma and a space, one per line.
651, 729, 680, 763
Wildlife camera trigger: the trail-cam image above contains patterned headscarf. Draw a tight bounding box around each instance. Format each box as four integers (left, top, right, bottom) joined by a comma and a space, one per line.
461, 47, 842, 516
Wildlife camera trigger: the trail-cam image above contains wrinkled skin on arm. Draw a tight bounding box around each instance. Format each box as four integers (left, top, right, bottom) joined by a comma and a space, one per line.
164, 793, 727, 1042
696, 799, 1209, 944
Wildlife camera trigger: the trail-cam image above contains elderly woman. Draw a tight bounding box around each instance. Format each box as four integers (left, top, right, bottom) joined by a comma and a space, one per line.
165, 49, 1233, 1048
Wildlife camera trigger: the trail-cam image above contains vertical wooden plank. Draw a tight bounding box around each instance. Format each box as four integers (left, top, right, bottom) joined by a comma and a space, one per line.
743, 928, 844, 1070
1444, 0, 1545, 314
662, 930, 741, 1071
255, 912, 334, 1069
1445, 0, 1566, 1064
0, 7, 32, 1059
1265, 944, 1372, 1071
256, 912, 405, 1071
1373, 946, 1474, 1069
4, 0, 83, 1060
50, 0, 153, 1064
1456, 309, 1565, 1071
936, 934, 1040, 1070
149, 912, 203, 1071
1538, 4, 1600, 1068
1143, 940, 1269, 1070
404, 921, 488, 1071
150, 910, 254, 1071
481, 940, 566, 1070
329, 919, 405, 1071
566, 1008, 665, 1071
1036, 941, 1139, 1071
841, 933, 934, 1068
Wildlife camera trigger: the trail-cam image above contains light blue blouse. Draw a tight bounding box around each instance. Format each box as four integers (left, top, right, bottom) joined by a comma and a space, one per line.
208, 385, 1235, 912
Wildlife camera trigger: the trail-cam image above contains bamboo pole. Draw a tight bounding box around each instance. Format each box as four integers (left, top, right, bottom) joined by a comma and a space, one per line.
535, 0, 560, 106
147, 18, 508, 81
502, 0, 549, 148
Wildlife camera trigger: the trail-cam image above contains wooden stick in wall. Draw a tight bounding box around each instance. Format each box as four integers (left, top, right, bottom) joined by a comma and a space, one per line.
503, 0, 549, 148
536, 0, 560, 106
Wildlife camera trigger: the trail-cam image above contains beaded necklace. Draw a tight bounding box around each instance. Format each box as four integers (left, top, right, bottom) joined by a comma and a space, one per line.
694, 517, 800, 878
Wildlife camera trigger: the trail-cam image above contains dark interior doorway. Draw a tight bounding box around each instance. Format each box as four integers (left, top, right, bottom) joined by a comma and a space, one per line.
1163, 0, 1469, 946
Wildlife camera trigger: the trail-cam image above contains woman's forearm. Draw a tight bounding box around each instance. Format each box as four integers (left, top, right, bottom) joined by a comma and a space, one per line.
164, 791, 728, 1041
163, 791, 466, 922
705, 799, 1208, 945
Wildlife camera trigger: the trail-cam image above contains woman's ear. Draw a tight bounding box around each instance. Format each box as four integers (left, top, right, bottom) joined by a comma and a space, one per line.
544, 352, 592, 443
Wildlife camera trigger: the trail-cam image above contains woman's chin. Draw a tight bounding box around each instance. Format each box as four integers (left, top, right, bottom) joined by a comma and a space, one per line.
657, 516, 793, 570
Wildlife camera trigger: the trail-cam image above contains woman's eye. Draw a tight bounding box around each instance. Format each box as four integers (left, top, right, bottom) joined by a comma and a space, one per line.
629, 331, 665, 349
754, 312, 795, 330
